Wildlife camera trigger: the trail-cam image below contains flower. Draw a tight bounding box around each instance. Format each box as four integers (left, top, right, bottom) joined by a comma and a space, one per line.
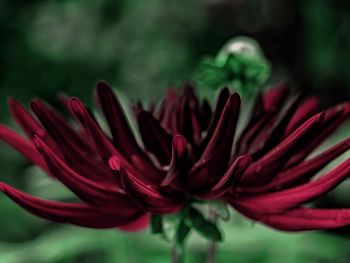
1, 81, 350, 235
196, 36, 271, 99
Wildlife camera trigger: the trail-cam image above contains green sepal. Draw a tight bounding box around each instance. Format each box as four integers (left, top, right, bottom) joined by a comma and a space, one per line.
187, 207, 223, 242
176, 220, 191, 245
151, 214, 164, 235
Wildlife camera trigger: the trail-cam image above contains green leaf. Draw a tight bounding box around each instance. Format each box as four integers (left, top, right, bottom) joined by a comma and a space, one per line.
151, 215, 163, 235
187, 207, 222, 242
176, 220, 191, 245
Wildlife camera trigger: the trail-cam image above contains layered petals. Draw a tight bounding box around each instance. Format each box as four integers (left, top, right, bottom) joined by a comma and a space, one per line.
2, 81, 350, 234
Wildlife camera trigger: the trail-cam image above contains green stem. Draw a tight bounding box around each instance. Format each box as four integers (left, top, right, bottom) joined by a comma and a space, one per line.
207, 208, 217, 263
171, 243, 184, 263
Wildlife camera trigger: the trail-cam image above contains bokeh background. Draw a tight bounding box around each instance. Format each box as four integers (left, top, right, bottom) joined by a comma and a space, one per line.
0, 0, 350, 262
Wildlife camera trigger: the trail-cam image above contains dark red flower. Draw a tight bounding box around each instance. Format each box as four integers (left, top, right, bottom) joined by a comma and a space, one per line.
1, 81, 350, 232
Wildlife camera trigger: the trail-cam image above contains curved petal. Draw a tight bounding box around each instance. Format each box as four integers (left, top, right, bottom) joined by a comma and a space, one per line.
233, 156, 350, 215
240, 112, 324, 186
109, 156, 184, 215
0, 182, 142, 229
0, 125, 47, 170
119, 213, 150, 232
190, 94, 240, 189
137, 110, 172, 165
260, 208, 350, 231
240, 136, 350, 194
34, 136, 129, 206
96, 81, 163, 183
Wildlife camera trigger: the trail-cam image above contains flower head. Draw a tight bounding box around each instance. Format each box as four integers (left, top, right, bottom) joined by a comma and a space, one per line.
1, 81, 350, 236
196, 36, 271, 99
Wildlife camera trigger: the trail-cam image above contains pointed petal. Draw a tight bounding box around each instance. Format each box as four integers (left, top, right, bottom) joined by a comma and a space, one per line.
0, 182, 143, 229
199, 87, 229, 152
200, 155, 251, 199
262, 83, 290, 112
8, 98, 62, 157
241, 112, 325, 186
111, 158, 184, 214
161, 135, 189, 187
34, 136, 127, 206
189, 94, 240, 190
96, 82, 162, 183
70, 98, 117, 161
234, 156, 350, 214
284, 96, 320, 136
285, 102, 350, 168
0, 125, 47, 170
31, 99, 92, 154
137, 110, 172, 165
200, 99, 212, 130
235, 112, 274, 156
242, 136, 350, 194
260, 208, 350, 231
9, 98, 43, 138
200, 93, 240, 163
250, 95, 303, 159
157, 89, 180, 134
96, 81, 141, 157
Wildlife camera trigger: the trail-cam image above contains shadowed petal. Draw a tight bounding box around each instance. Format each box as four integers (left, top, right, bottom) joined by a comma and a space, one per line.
0, 182, 143, 229
119, 213, 150, 232
161, 135, 189, 187
199, 155, 251, 199
284, 96, 320, 136
241, 112, 325, 186
199, 87, 229, 153
262, 83, 290, 112
241, 136, 350, 194
109, 156, 184, 214
0, 125, 47, 170
189, 94, 240, 189
260, 208, 350, 231
8, 98, 63, 158
97, 81, 162, 183
234, 156, 350, 215
285, 102, 350, 168
34, 136, 129, 206
137, 110, 173, 165
31, 99, 93, 154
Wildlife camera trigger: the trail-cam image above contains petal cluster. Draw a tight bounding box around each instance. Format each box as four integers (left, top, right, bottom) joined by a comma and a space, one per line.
1, 81, 350, 232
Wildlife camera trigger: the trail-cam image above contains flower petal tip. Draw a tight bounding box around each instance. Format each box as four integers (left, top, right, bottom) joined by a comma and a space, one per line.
108, 156, 121, 171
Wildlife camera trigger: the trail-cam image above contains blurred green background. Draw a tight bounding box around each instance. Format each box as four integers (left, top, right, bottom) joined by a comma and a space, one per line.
0, 0, 350, 262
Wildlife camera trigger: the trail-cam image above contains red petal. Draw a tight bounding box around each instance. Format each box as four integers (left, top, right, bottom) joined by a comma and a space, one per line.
262, 83, 290, 112
137, 110, 172, 165
199, 87, 229, 152
8, 98, 62, 158
0, 125, 47, 170
200, 155, 251, 199
96, 81, 162, 183
284, 96, 320, 136
189, 94, 240, 190
116, 162, 184, 214
34, 136, 128, 206
119, 213, 150, 232
0, 182, 143, 229
260, 208, 350, 231
234, 156, 350, 215
285, 102, 350, 168
31, 99, 92, 154
240, 112, 324, 186
161, 135, 189, 187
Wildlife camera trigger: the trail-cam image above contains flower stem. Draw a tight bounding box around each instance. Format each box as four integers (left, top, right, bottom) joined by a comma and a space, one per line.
207, 208, 217, 263
171, 243, 184, 263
